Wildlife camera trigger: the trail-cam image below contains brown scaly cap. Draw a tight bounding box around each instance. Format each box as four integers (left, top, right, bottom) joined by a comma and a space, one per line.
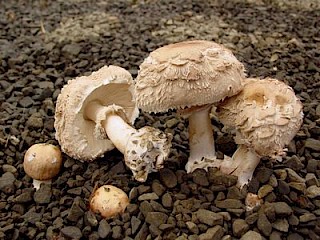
217, 77, 304, 157
54, 65, 139, 161
23, 143, 62, 180
134, 40, 246, 112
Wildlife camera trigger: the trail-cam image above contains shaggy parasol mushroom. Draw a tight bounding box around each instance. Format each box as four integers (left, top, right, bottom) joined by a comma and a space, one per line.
134, 40, 245, 173
216, 78, 303, 187
23, 143, 62, 190
90, 185, 129, 219
54, 65, 172, 182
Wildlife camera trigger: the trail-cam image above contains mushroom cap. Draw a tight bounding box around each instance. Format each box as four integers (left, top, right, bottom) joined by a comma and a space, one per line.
216, 78, 303, 157
54, 65, 139, 161
90, 185, 129, 219
134, 40, 245, 112
23, 143, 62, 180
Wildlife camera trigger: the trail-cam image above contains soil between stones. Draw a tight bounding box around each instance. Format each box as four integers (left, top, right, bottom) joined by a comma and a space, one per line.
0, 0, 320, 239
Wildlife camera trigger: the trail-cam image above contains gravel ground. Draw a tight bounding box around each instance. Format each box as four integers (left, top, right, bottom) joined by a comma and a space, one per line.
1, 0, 320, 239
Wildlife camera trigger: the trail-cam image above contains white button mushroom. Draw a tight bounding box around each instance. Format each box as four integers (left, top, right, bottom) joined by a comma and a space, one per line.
134, 40, 245, 173
216, 78, 304, 188
90, 185, 129, 219
23, 143, 62, 190
54, 65, 172, 182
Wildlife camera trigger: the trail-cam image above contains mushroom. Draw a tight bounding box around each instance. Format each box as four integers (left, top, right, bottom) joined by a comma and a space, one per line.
245, 192, 263, 212
90, 185, 129, 219
54, 65, 172, 182
23, 143, 62, 190
216, 77, 303, 187
134, 40, 245, 173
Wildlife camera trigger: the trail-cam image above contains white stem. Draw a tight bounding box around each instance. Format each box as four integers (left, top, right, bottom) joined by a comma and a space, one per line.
103, 115, 136, 154
188, 105, 216, 160
85, 101, 136, 154
221, 145, 261, 188
33, 179, 52, 190
85, 101, 171, 182
185, 105, 222, 173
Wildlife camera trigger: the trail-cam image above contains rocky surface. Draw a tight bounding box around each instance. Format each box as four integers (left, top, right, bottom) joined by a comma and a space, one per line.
0, 0, 320, 239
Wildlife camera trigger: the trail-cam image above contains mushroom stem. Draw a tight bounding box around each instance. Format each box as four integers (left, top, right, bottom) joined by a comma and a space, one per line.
33, 179, 52, 190
85, 101, 135, 153
220, 144, 260, 188
103, 114, 135, 154
185, 105, 222, 173
85, 101, 171, 182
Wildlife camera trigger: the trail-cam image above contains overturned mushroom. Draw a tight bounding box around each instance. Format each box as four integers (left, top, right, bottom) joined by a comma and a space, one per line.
216, 78, 303, 187
90, 185, 129, 219
54, 65, 172, 182
23, 143, 62, 190
134, 40, 245, 173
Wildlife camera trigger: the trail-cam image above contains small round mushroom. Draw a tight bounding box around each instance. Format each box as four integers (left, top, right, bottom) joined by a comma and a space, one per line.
245, 193, 263, 212
54, 65, 172, 182
23, 143, 62, 190
90, 185, 129, 219
134, 40, 245, 173
216, 78, 303, 188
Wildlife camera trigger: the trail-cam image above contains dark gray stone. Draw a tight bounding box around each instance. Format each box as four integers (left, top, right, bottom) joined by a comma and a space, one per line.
287, 233, 304, 240
61, 226, 82, 239
62, 44, 82, 57
257, 213, 272, 236
306, 159, 319, 173
139, 201, 153, 217
67, 198, 84, 222
112, 226, 122, 239
151, 180, 166, 197
240, 231, 263, 240
34, 184, 51, 204
0, 172, 16, 194
19, 96, 33, 107
138, 192, 159, 201
198, 225, 224, 240
215, 199, 244, 209
232, 219, 249, 237
208, 171, 238, 187
273, 202, 293, 216
305, 138, 320, 151
145, 212, 168, 227
22, 208, 43, 224
85, 211, 98, 227
195, 209, 224, 226
270, 231, 282, 240
192, 169, 209, 186
255, 167, 273, 184
131, 216, 141, 235
98, 219, 111, 238
134, 223, 148, 240
26, 112, 44, 129
273, 219, 289, 232
14, 190, 33, 203
162, 192, 173, 208
160, 168, 177, 188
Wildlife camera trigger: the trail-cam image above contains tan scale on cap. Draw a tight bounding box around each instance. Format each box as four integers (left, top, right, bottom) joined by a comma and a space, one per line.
54, 65, 139, 161
217, 77, 303, 157
134, 40, 245, 112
